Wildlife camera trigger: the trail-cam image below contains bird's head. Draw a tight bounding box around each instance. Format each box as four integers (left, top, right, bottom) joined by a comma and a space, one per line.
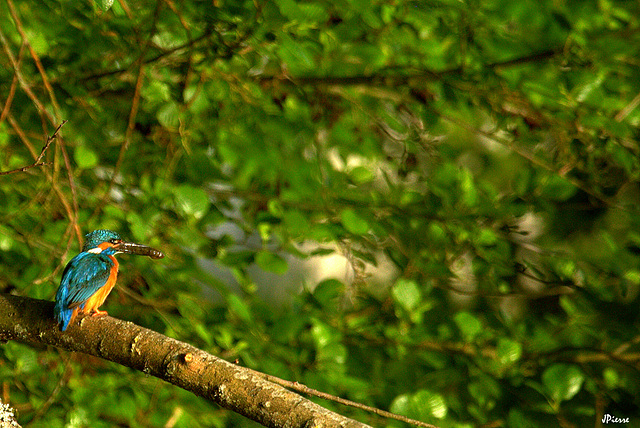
82, 229, 164, 259
83, 229, 122, 252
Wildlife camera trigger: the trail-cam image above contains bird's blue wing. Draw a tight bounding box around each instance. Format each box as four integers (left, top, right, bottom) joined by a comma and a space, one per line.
63, 253, 113, 309
54, 252, 113, 330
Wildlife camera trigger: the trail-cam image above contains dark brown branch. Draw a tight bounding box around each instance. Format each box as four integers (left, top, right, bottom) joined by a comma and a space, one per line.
0, 294, 370, 428
0, 120, 66, 176
256, 48, 561, 87
259, 373, 439, 428
77, 29, 214, 82
0, 27, 53, 126
0, 162, 49, 176
6, 0, 62, 117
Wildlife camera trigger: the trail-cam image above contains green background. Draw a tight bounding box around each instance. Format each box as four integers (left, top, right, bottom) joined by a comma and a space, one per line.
1, 0, 640, 426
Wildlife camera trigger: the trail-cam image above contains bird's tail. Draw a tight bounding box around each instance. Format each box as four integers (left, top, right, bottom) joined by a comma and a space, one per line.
54, 288, 72, 331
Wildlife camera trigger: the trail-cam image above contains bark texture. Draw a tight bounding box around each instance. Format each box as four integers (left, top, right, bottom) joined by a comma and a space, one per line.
0, 294, 371, 428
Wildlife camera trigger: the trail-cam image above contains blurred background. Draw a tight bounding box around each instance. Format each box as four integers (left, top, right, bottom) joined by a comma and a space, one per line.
1, 0, 640, 426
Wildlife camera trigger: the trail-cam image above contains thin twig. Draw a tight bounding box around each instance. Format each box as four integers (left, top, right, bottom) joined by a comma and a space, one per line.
253, 370, 440, 428
1, 294, 372, 428
6, 0, 61, 119
28, 354, 71, 424
257, 48, 560, 87
0, 120, 66, 176
90, 0, 163, 221
0, 27, 50, 125
7, 0, 79, 235
1, 10, 80, 238
437, 111, 623, 210
79, 29, 213, 82
614, 90, 640, 122
0, 42, 24, 125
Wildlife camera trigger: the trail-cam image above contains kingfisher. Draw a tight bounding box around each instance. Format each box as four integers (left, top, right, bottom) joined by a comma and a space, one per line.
54, 229, 164, 331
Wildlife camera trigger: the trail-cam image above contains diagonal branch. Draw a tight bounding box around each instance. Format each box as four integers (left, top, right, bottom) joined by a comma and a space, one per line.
0, 120, 66, 176
0, 294, 371, 428
6, 0, 61, 121
260, 372, 439, 428
256, 48, 560, 87
90, 0, 162, 221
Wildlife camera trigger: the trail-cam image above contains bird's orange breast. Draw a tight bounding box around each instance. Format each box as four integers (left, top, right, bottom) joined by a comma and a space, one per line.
82, 255, 119, 314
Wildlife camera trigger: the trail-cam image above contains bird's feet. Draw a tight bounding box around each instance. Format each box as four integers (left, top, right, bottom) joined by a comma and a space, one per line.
90, 310, 109, 317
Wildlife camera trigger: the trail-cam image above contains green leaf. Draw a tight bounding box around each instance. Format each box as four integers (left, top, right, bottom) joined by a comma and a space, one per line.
313, 279, 344, 308
603, 367, 620, 389
496, 338, 522, 367
283, 209, 309, 237
193, 323, 213, 346
255, 251, 288, 275
623, 269, 640, 285
348, 166, 375, 184
475, 228, 498, 246
277, 36, 317, 74
227, 294, 252, 323
454, 312, 482, 341
389, 394, 411, 417
174, 185, 210, 219
177, 294, 206, 320
391, 390, 448, 420
340, 209, 369, 235
392, 279, 422, 312
538, 175, 577, 201
412, 390, 447, 419
317, 342, 347, 366
157, 102, 180, 128
460, 168, 478, 207
542, 364, 585, 402
74, 145, 99, 169
213, 326, 235, 349
143, 80, 171, 105
468, 376, 501, 407
98, 0, 114, 12
0, 225, 13, 251
508, 408, 537, 428
311, 319, 337, 349
15, 346, 39, 374
427, 222, 447, 245
275, 0, 327, 23
0, 123, 9, 148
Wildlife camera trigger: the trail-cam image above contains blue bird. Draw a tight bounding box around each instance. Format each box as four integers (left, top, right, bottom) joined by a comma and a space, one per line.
54, 229, 164, 331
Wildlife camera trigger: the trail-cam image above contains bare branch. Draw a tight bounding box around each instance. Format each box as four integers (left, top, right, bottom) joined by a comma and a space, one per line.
0, 294, 371, 428
259, 373, 440, 428
0, 120, 66, 176
6, 0, 62, 119
256, 49, 560, 87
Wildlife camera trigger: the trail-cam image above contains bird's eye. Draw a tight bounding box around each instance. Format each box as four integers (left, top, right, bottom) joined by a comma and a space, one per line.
110, 239, 121, 244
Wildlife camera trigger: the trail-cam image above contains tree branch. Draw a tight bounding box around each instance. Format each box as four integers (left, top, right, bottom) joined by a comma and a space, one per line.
256, 48, 560, 87
260, 373, 439, 428
0, 120, 65, 176
0, 294, 371, 428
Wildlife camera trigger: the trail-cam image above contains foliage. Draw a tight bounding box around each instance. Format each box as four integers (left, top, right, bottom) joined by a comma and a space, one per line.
1, 0, 640, 426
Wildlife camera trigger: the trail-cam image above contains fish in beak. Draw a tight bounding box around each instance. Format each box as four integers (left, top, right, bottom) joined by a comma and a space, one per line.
114, 241, 165, 259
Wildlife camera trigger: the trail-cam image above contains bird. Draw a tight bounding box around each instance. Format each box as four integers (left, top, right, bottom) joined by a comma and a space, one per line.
54, 229, 164, 331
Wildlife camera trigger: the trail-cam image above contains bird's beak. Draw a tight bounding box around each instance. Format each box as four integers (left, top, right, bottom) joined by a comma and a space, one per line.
114, 241, 165, 259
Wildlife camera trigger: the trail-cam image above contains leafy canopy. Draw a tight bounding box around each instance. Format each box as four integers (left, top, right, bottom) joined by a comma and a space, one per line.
1, 0, 640, 426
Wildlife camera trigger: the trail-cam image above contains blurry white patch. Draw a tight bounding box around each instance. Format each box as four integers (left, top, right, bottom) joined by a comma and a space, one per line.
87, 247, 103, 254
